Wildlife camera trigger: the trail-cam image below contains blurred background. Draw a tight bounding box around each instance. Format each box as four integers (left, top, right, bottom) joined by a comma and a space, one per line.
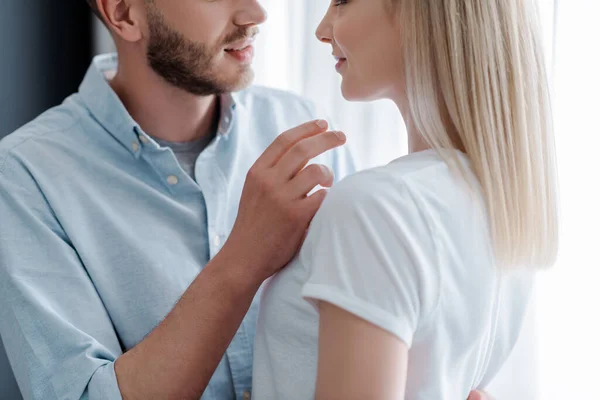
1, 1, 599, 399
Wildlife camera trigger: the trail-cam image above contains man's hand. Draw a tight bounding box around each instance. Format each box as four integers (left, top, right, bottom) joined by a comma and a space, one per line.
468, 390, 496, 400
225, 119, 346, 283
115, 119, 346, 400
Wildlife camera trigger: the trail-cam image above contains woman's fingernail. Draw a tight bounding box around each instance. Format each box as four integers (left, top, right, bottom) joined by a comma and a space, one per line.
335, 131, 346, 140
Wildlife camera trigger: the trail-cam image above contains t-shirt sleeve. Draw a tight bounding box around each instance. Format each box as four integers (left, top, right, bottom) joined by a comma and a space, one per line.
300, 173, 440, 348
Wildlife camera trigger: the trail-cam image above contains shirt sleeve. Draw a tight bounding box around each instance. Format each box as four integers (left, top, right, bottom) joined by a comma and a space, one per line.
0, 157, 123, 400
300, 173, 440, 348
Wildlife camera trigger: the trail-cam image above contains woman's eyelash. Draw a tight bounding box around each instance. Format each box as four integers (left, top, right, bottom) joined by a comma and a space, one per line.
334, 0, 348, 6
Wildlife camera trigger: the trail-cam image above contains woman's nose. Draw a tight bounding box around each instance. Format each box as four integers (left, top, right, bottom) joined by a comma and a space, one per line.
315, 13, 333, 44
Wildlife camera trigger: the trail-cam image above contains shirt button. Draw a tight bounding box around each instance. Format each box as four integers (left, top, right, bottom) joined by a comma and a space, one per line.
167, 175, 179, 185
214, 235, 222, 247
139, 135, 149, 144
242, 391, 251, 400
131, 141, 140, 152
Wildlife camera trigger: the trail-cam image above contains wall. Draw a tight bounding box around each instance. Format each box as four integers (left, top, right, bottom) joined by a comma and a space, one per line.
0, 1, 93, 398
0, 0, 92, 138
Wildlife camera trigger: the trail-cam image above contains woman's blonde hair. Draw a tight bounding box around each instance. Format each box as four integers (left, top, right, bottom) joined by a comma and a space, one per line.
399, 0, 559, 268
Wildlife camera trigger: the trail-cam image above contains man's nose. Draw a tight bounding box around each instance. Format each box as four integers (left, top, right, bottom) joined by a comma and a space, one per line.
234, 0, 268, 27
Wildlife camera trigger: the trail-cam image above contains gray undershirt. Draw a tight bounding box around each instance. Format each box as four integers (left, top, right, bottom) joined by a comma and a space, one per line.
154, 135, 215, 180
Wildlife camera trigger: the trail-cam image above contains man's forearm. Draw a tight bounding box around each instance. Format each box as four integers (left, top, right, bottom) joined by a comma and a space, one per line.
112, 120, 344, 399
114, 248, 262, 400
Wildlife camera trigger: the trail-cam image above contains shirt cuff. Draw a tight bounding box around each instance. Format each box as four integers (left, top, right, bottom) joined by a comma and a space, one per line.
87, 362, 123, 400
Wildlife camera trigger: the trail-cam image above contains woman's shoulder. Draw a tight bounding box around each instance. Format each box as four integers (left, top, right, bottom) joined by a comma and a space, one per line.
316, 148, 484, 258
326, 149, 462, 209
312, 151, 450, 244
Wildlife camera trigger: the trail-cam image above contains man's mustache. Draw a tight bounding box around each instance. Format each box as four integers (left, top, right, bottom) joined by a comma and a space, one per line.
223, 27, 260, 47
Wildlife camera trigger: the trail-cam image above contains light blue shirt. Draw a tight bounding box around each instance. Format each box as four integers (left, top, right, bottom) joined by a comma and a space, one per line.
0, 54, 355, 400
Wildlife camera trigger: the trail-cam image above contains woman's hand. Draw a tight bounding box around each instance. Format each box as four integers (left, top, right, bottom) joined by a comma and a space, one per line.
468, 390, 495, 400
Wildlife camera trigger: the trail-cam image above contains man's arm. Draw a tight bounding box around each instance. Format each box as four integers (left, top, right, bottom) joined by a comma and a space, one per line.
0, 155, 124, 399
115, 120, 345, 399
0, 120, 345, 400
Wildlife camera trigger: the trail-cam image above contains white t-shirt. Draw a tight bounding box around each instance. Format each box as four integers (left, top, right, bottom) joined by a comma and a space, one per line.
252, 149, 534, 399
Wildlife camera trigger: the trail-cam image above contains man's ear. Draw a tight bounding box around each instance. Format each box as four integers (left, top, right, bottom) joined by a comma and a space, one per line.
97, 0, 146, 43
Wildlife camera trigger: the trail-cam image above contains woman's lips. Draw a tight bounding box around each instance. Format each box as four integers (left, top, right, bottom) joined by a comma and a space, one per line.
335, 58, 347, 70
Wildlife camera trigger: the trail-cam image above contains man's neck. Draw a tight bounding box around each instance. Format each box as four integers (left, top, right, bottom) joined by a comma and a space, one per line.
108, 57, 220, 143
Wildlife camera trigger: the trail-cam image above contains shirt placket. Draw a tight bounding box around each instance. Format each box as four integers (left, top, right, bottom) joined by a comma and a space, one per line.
196, 139, 254, 400
195, 144, 227, 259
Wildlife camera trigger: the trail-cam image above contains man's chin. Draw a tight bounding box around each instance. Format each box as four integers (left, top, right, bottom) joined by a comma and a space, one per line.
154, 65, 256, 96
225, 69, 255, 93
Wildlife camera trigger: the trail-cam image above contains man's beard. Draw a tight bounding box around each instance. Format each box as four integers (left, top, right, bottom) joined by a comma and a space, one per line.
145, 4, 257, 96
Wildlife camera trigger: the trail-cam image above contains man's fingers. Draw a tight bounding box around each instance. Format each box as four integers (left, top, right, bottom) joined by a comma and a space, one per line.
255, 120, 329, 169
276, 130, 346, 180
302, 188, 329, 219
288, 164, 334, 199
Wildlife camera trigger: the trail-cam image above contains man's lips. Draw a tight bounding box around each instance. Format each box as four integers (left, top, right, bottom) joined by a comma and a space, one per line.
224, 37, 256, 52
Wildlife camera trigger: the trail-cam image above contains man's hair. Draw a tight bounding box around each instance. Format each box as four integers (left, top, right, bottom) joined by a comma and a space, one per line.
85, 0, 103, 21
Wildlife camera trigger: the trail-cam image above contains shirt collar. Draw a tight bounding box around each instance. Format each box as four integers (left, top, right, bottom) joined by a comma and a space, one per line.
79, 54, 141, 157
79, 53, 238, 156
218, 92, 237, 138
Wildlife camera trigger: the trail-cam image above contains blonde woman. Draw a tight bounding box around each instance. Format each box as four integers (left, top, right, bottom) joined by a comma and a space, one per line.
252, 0, 558, 398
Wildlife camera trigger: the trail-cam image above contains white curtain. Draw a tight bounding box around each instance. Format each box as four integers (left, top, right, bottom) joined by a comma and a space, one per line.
255, 1, 600, 399
253, 1, 405, 170
535, 0, 600, 399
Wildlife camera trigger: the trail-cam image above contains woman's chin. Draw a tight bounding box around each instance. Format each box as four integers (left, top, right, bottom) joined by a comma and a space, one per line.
340, 81, 364, 102
340, 82, 378, 102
